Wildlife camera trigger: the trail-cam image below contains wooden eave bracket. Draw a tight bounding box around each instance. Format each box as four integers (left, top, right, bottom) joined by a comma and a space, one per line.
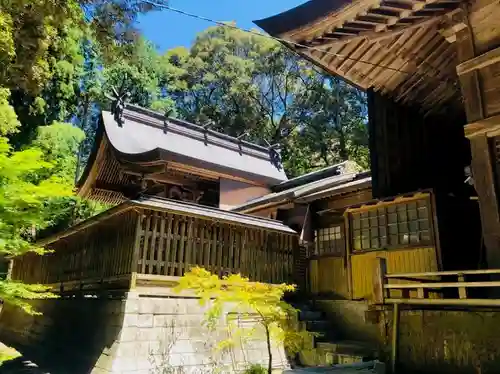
437, 8, 467, 43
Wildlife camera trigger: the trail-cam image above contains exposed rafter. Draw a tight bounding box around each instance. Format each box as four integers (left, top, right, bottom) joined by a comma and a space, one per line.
254, 0, 465, 113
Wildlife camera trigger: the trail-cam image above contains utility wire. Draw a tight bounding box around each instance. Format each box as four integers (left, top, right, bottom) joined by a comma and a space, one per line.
143, 0, 415, 75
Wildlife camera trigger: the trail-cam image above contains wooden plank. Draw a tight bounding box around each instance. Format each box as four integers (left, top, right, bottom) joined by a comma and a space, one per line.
157, 212, 166, 275
373, 257, 388, 303
201, 224, 209, 270
455, 21, 484, 122
228, 227, 235, 271
470, 135, 500, 269
241, 229, 248, 277
148, 211, 159, 274
215, 225, 223, 276
385, 281, 500, 289
184, 218, 194, 273
387, 268, 500, 278
234, 228, 241, 273
458, 274, 468, 299
249, 229, 256, 280
169, 215, 179, 276
256, 230, 263, 282
385, 298, 500, 306
199, 220, 210, 269
177, 219, 187, 276
457, 45, 500, 75
140, 212, 152, 274
163, 213, 173, 275
210, 226, 217, 273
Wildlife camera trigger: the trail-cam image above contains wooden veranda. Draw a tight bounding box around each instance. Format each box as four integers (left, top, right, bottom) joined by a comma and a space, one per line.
12, 196, 298, 292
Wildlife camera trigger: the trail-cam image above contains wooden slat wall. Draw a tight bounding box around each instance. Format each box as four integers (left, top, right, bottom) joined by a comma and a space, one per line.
351, 247, 438, 300
11, 211, 138, 289
367, 89, 468, 199
309, 256, 349, 298
12, 208, 298, 289
135, 209, 297, 284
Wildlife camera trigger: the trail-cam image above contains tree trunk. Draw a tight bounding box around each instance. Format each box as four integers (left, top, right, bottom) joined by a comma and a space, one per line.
265, 324, 273, 374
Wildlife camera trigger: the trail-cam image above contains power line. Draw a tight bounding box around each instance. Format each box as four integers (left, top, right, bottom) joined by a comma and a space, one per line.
143, 1, 414, 75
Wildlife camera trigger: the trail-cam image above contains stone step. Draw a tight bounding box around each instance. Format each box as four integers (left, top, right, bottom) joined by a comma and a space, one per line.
298, 341, 377, 368
305, 320, 332, 333
316, 341, 377, 357
299, 310, 323, 321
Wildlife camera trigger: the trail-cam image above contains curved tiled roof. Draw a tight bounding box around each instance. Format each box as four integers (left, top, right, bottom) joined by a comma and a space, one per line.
77, 104, 288, 203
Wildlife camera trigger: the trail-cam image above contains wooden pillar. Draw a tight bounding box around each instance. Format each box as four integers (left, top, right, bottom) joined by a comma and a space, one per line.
441, 6, 500, 268
469, 135, 500, 268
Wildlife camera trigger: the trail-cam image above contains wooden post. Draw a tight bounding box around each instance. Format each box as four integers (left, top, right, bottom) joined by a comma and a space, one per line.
373, 257, 388, 304
450, 7, 500, 271
458, 274, 467, 299
469, 135, 500, 270
391, 303, 400, 374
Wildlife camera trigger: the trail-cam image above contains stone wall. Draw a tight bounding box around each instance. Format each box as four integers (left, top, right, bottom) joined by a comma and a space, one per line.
314, 300, 380, 345
0, 292, 289, 374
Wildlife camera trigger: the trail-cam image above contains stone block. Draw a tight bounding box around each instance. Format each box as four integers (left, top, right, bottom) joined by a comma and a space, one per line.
123, 313, 138, 327
102, 341, 120, 356
94, 352, 113, 371
148, 340, 162, 356
138, 298, 156, 314
136, 357, 152, 370
120, 327, 138, 342
153, 314, 169, 327
116, 341, 138, 358
137, 314, 153, 328
135, 327, 152, 341
111, 356, 138, 372
124, 299, 139, 314
90, 367, 110, 374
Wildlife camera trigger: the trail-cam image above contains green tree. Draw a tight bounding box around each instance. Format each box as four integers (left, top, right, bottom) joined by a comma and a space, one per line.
176, 267, 314, 374
166, 25, 369, 176
0, 89, 87, 314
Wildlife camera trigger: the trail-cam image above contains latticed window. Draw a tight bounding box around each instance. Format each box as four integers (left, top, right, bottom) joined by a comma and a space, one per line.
315, 225, 345, 256
350, 198, 432, 252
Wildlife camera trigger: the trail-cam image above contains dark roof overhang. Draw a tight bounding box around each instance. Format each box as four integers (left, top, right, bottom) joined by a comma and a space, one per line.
255, 0, 464, 115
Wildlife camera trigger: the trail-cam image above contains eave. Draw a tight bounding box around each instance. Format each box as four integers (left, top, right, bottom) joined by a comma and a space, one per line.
255, 0, 465, 114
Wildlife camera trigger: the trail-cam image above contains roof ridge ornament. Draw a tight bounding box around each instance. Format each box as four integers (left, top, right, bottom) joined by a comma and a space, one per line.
264, 139, 283, 171
110, 88, 131, 127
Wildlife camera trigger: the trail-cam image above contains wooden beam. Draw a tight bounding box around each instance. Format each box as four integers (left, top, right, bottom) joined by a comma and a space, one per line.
464, 114, 500, 137
457, 45, 500, 76
455, 24, 485, 122
469, 134, 500, 269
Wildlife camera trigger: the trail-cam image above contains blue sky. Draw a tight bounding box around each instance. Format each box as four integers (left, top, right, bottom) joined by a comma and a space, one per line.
137, 0, 305, 51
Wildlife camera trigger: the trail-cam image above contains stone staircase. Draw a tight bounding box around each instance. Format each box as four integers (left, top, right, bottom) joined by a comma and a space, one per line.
292, 301, 378, 367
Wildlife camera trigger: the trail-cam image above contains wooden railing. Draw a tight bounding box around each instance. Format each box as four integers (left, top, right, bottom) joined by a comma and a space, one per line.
134, 209, 296, 284
12, 208, 297, 292
373, 257, 500, 306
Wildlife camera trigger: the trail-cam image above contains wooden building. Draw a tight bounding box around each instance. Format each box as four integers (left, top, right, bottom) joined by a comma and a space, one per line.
10, 102, 298, 291
0, 102, 301, 374
251, 0, 500, 301
78, 103, 287, 209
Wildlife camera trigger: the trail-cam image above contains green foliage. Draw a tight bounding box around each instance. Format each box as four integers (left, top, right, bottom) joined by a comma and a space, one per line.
243, 364, 267, 374
0, 281, 57, 316
0, 88, 87, 314
176, 267, 315, 374
0, 344, 20, 366
163, 25, 369, 176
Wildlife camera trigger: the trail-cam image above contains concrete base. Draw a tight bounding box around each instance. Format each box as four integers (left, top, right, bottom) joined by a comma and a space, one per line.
0, 292, 290, 374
